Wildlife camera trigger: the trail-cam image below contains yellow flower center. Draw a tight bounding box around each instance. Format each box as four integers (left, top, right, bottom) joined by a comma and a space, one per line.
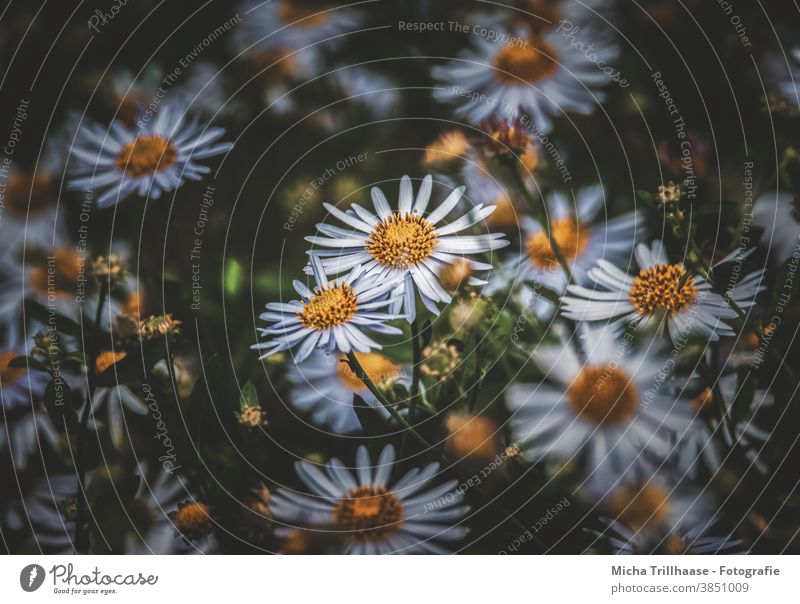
0, 350, 25, 387
444, 413, 498, 460
30, 248, 81, 298
423, 131, 470, 168
170, 501, 213, 539
692, 388, 714, 412
238, 406, 266, 428
336, 352, 401, 391
115, 134, 177, 177
628, 263, 698, 316
437, 258, 472, 291
366, 213, 438, 269
493, 38, 559, 85
664, 532, 689, 554
608, 483, 671, 532
6, 172, 52, 218
333, 485, 403, 542
95, 350, 127, 374
297, 283, 358, 330
487, 195, 518, 230
278, 1, 329, 27
567, 365, 639, 426
526, 217, 587, 269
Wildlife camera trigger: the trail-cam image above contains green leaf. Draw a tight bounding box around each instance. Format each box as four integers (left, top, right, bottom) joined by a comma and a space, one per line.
637, 190, 656, 207
43, 377, 78, 431
225, 257, 245, 296
353, 395, 388, 434
24, 298, 82, 337
240, 380, 259, 409
9, 355, 49, 372
730, 368, 756, 424
529, 282, 562, 306
62, 351, 88, 370
95, 340, 166, 386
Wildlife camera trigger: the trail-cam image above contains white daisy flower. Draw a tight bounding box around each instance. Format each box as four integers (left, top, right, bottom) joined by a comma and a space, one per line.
253, 256, 404, 362
432, 23, 618, 131
678, 373, 775, 477
270, 445, 469, 554
2, 472, 79, 553
305, 174, 509, 322
1, 411, 59, 470
1, 339, 50, 413
561, 240, 766, 343
87, 382, 149, 450
239, 0, 362, 54
595, 482, 744, 554
331, 65, 400, 118
1, 338, 58, 470
754, 192, 800, 263
287, 349, 410, 434
67, 103, 232, 208
505, 327, 694, 489
2, 467, 214, 554
493, 185, 640, 317
0, 168, 68, 256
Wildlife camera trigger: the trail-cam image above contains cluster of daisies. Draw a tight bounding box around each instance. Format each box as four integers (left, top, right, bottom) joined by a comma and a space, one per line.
3, 0, 798, 556
254, 175, 509, 553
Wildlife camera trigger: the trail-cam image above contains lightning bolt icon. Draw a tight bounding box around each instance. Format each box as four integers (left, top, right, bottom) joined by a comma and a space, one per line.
29, 567, 38, 587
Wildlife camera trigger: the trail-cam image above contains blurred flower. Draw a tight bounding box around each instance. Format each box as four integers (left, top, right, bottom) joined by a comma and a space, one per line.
1, 339, 49, 412
254, 257, 404, 362
306, 174, 509, 322
754, 192, 800, 263
449, 295, 493, 332
0, 411, 59, 470
437, 257, 473, 292
478, 115, 532, 158
169, 500, 215, 542
432, 23, 618, 131
444, 412, 498, 461
332, 66, 400, 118
0, 169, 67, 254
286, 350, 408, 434
420, 340, 461, 378
678, 373, 775, 476
423, 130, 471, 171
764, 47, 800, 111
597, 482, 744, 554
238, 0, 362, 54
461, 154, 522, 230
87, 378, 148, 451
68, 104, 232, 207
491, 185, 640, 318
137, 314, 182, 339
2, 473, 78, 553
90, 253, 127, 286
657, 181, 682, 205
270, 445, 468, 554
505, 327, 694, 489
237, 403, 268, 429
562, 240, 765, 343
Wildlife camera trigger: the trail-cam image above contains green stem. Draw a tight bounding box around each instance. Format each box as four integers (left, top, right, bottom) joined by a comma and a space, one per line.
73, 381, 93, 553
75, 283, 109, 552
505, 161, 574, 284
346, 352, 430, 449
409, 318, 422, 421
668, 209, 797, 385
94, 286, 107, 332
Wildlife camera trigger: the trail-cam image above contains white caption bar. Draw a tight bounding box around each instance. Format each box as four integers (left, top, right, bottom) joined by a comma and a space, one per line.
0, 555, 793, 602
